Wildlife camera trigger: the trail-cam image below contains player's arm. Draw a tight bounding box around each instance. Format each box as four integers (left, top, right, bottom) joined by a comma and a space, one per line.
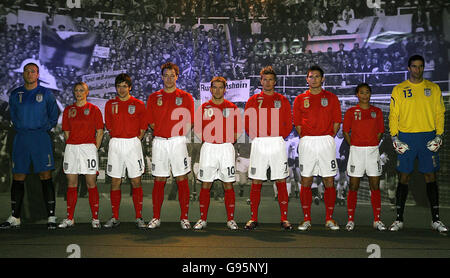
434, 86, 445, 136
343, 131, 351, 146
332, 95, 342, 137
138, 129, 146, 140
146, 95, 155, 131
292, 95, 302, 137
342, 109, 352, 145
388, 87, 400, 137
46, 91, 60, 130
281, 97, 293, 138
377, 109, 385, 143
63, 131, 70, 142
332, 122, 340, 137
95, 129, 104, 149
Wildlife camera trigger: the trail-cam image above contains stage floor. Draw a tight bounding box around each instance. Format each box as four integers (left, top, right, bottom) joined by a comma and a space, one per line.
1, 193, 448, 259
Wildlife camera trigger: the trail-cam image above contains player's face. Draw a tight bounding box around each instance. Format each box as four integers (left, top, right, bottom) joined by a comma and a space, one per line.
115, 81, 131, 100
261, 74, 276, 93
356, 86, 371, 105
74, 84, 88, 103
23, 65, 39, 85
408, 60, 424, 81
210, 81, 225, 101
306, 70, 324, 89
162, 68, 178, 90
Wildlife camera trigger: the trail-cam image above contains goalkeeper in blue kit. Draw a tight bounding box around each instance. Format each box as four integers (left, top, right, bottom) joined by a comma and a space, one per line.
0, 63, 60, 229
388, 55, 447, 233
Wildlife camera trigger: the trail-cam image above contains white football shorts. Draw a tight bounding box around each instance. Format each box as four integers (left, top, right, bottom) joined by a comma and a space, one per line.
248, 136, 289, 181
63, 143, 98, 175
298, 135, 338, 177
347, 145, 382, 177
151, 136, 190, 177
198, 142, 236, 183
107, 137, 145, 179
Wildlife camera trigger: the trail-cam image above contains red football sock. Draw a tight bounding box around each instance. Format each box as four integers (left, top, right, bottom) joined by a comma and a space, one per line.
152, 180, 166, 219
110, 189, 121, 219
177, 179, 190, 220
224, 188, 236, 221
276, 181, 289, 222
87, 187, 99, 220
371, 189, 381, 222
250, 183, 262, 221
347, 190, 358, 222
300, 186, 312, 221
199, 188, 210, 221
132, 187, 143, 219
66, 187, 78, 220
324, 187, 336, 221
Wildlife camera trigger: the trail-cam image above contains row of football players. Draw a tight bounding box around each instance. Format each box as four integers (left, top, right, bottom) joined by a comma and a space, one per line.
2, 57, 446, 233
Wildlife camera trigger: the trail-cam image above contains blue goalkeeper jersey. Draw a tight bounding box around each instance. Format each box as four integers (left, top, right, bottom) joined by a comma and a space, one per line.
9, 85, 59, 133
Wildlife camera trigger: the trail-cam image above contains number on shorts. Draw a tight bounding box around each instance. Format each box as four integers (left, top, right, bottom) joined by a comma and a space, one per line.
184, 157, 188, 167
87, 159, 96, 169
227, 166, 235, 176
331, 160, 336, 169
138, 159, 143, 171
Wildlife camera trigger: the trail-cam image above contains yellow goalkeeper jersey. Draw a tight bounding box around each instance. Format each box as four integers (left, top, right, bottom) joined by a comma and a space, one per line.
389, 79, 445, 136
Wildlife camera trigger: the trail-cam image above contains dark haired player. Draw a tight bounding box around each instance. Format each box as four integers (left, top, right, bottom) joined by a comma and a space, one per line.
388, 55, 447, 233
146, 62, 195, 230
103, 73, 147, 229
293, 65, 341, 231
343, 83, 386, 231
1, 63, 59, 229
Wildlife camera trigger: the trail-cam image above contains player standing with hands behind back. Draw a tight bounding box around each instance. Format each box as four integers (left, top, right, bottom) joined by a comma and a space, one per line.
343, 83, 386, 231
146, 62, 195, 230
104, 73, 147, 229
388, 55, 447, 233
58, 82, 104, 229
293, 65, 341, 231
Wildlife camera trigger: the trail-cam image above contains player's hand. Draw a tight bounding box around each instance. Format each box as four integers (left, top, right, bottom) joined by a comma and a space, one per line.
392, 136, 409, 154
426, 135, 442, 152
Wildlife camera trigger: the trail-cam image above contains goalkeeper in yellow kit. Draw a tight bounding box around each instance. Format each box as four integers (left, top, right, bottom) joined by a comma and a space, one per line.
388, 55, 447, 233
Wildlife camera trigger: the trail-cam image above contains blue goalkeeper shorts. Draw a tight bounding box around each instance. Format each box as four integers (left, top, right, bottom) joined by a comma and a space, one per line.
397, 131, 439, 174
12, 131, 55, 174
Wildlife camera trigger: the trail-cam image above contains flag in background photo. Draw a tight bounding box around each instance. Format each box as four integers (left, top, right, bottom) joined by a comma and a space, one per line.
39, 23, 97, 69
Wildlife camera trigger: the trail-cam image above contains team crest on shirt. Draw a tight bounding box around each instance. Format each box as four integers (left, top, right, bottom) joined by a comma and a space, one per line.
157, 96, 163, 106
69, 107, 77, 118
274, 100, 281, 109
36, 94, 43, 103
176, 97, 183, 106
128, 105, 136, 114
321, 98, 328, 107
424, 88, 431, 97
371, 111, 377, 118
304, 99, 310, 108
84, 108, 90, 115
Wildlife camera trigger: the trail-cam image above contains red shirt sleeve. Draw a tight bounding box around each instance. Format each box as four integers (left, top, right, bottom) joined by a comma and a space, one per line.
377, 108, 384, 134
244, 95, 257, 139
332, 94, 342, 124
104, 101, 112, 132
280, 96, 293, 138
62, 106, 70, 131
94, 105, 104, 130
343, 108, 353, 133
293, 95, 302, 127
